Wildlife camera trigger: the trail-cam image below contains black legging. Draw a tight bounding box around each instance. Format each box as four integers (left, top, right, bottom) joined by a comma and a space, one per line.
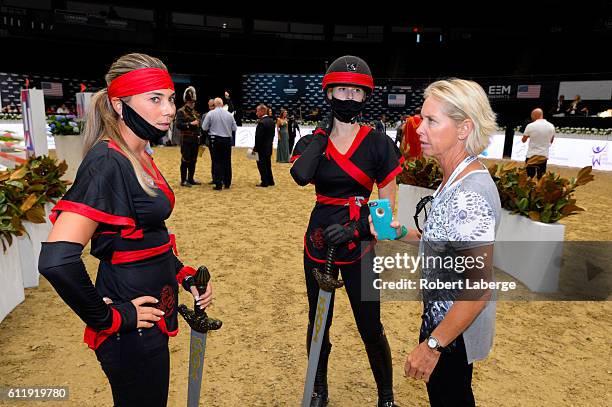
95, 327, 170, 407
424, 334, 475, 407
304, 249, 383, 346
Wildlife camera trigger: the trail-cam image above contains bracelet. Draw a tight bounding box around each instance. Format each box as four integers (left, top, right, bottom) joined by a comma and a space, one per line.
398, 225, 408, 239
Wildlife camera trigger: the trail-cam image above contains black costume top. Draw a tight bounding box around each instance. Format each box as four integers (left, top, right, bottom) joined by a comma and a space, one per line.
291, 126, 403, 264
50, 139, 193, 349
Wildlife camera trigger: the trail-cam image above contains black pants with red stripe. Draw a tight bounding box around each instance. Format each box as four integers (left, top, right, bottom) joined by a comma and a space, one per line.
95, 327, 170, 407
304, 249, 383, 345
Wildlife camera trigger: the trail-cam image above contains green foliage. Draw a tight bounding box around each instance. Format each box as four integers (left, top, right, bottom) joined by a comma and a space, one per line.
0, 156, 70, 251
488, 162, 595, 224
396, 156, 443, 189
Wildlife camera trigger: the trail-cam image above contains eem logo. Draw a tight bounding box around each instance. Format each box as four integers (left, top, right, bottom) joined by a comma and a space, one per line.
488, 85, 512, 99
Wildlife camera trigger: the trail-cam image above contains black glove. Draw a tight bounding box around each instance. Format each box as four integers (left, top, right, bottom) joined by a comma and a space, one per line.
290, 128, 329, 186
323, 223, 357, 245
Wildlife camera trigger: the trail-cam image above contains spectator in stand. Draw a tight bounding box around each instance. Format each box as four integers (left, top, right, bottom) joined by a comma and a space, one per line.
57, 103, 69, 114
566, 95, 588, 116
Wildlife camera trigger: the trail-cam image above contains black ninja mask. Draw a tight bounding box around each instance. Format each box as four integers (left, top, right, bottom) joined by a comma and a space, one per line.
329, 97, 365, 123
121, 100, 167, 143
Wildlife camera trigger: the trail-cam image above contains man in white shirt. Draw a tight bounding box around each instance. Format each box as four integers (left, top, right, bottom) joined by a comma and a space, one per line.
521, 108, 555, 179
202, 97, 238, 190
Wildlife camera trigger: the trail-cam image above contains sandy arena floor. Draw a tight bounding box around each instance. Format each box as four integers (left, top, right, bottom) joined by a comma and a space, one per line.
0, 145, 610, 406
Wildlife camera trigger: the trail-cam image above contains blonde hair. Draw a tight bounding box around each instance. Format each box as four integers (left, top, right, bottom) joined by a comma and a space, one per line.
83, 53, 169, 196
423, 78, 497, 156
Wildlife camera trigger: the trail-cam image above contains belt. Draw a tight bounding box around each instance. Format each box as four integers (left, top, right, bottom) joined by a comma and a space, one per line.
316, 194, 368, 221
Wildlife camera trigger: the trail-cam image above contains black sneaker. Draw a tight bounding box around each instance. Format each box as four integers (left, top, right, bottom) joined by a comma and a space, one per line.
180, 181, 192, 187
213, 185, 223, 190
187, 180, 202, 186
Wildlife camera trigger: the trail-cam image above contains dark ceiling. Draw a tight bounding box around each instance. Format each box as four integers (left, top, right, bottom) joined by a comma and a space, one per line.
1, 0, 610, 98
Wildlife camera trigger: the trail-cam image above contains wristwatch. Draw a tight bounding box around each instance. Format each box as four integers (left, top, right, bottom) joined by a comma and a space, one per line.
426, 336, 446, 353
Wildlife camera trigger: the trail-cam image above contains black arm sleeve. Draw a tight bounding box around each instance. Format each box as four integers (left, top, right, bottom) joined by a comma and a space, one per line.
39, 241, 137, 332
290, 132, 328, 186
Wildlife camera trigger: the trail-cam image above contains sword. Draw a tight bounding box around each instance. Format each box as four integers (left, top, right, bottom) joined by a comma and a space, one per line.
178, 266, 222, 407
301, 245, 343, 407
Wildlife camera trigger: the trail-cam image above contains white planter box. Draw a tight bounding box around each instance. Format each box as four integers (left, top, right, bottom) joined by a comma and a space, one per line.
20, 220, 52, 288
493, 209, 565, 292
396, 184, 435, 231
0, 240, 25, 324
53, 134, 84, 181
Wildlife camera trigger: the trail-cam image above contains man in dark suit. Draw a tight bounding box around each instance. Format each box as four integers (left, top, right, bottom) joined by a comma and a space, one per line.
254, 104, 275, 187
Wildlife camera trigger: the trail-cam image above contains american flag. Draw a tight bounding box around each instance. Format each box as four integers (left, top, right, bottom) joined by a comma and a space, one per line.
41, 81, 63, 97
517, 84, 541, 99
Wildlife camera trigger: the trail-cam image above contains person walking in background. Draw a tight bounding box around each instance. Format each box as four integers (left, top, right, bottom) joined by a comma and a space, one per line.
201, 97, 237, 190
201, 98, 216, 184
176, 86, 201, 187
375, 114, 387, 135
276, 108, 291, 163
521, 107, 555, 179
254, 104, 275, 187
401, 108, 423, 159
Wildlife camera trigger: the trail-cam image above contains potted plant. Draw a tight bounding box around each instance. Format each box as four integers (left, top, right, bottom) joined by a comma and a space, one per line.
396, 156, 443, 231
488, 162, 594, 292
48, 114, 83, 181
1, 156, 69, 289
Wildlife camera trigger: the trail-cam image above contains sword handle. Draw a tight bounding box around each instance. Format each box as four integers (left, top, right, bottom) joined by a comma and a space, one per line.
194, 266, 211, 317
325, 245, 337, 278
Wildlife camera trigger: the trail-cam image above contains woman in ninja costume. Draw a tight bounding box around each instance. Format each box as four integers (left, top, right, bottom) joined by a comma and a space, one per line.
290, 55, 404, 407
38, 53, 213, 406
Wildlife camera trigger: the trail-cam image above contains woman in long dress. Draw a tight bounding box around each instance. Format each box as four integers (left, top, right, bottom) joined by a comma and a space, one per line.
276, 108, 291, 163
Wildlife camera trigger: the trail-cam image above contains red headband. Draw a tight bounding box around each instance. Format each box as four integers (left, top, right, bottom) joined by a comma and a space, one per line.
322, 72, 374, 91
107, 67, 174, 99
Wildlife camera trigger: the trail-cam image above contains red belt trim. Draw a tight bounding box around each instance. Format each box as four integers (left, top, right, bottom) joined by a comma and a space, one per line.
111, 237, 178, 265
83, 308, 121, 350
289, 154, 301, 163
304, 234, 376, 265
316, 194, 368, 221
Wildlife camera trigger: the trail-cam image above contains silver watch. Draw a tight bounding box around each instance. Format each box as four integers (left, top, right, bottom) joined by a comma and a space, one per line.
426, 336, 444, 352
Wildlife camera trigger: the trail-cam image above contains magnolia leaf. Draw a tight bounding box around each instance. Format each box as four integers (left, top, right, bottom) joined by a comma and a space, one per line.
528, 211, 541, 222
19, 193, 38, 212
561, 204, 585, 216
25, 206, 46, 224
9, 166, 27, 180
5, 180, 24, 189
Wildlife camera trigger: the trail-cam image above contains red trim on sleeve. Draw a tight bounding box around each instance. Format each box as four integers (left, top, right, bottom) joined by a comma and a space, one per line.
322, 72, 374, 91
120, 228, 144, 239
377, 164, 403, 189
51, 200, 136, 228
175, 266, 197, 285
289, 154, 301, 163
83, 308, 121, 350
313, 128, 327, 137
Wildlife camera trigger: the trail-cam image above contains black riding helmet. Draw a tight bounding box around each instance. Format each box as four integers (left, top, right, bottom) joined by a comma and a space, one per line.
322, 55, 374, 95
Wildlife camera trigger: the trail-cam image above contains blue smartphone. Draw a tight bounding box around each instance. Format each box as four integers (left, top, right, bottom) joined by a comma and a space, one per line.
368, 199, 396, 240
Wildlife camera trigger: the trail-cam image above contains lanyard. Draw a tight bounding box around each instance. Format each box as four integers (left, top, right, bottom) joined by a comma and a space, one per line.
432, 155, 477, 200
